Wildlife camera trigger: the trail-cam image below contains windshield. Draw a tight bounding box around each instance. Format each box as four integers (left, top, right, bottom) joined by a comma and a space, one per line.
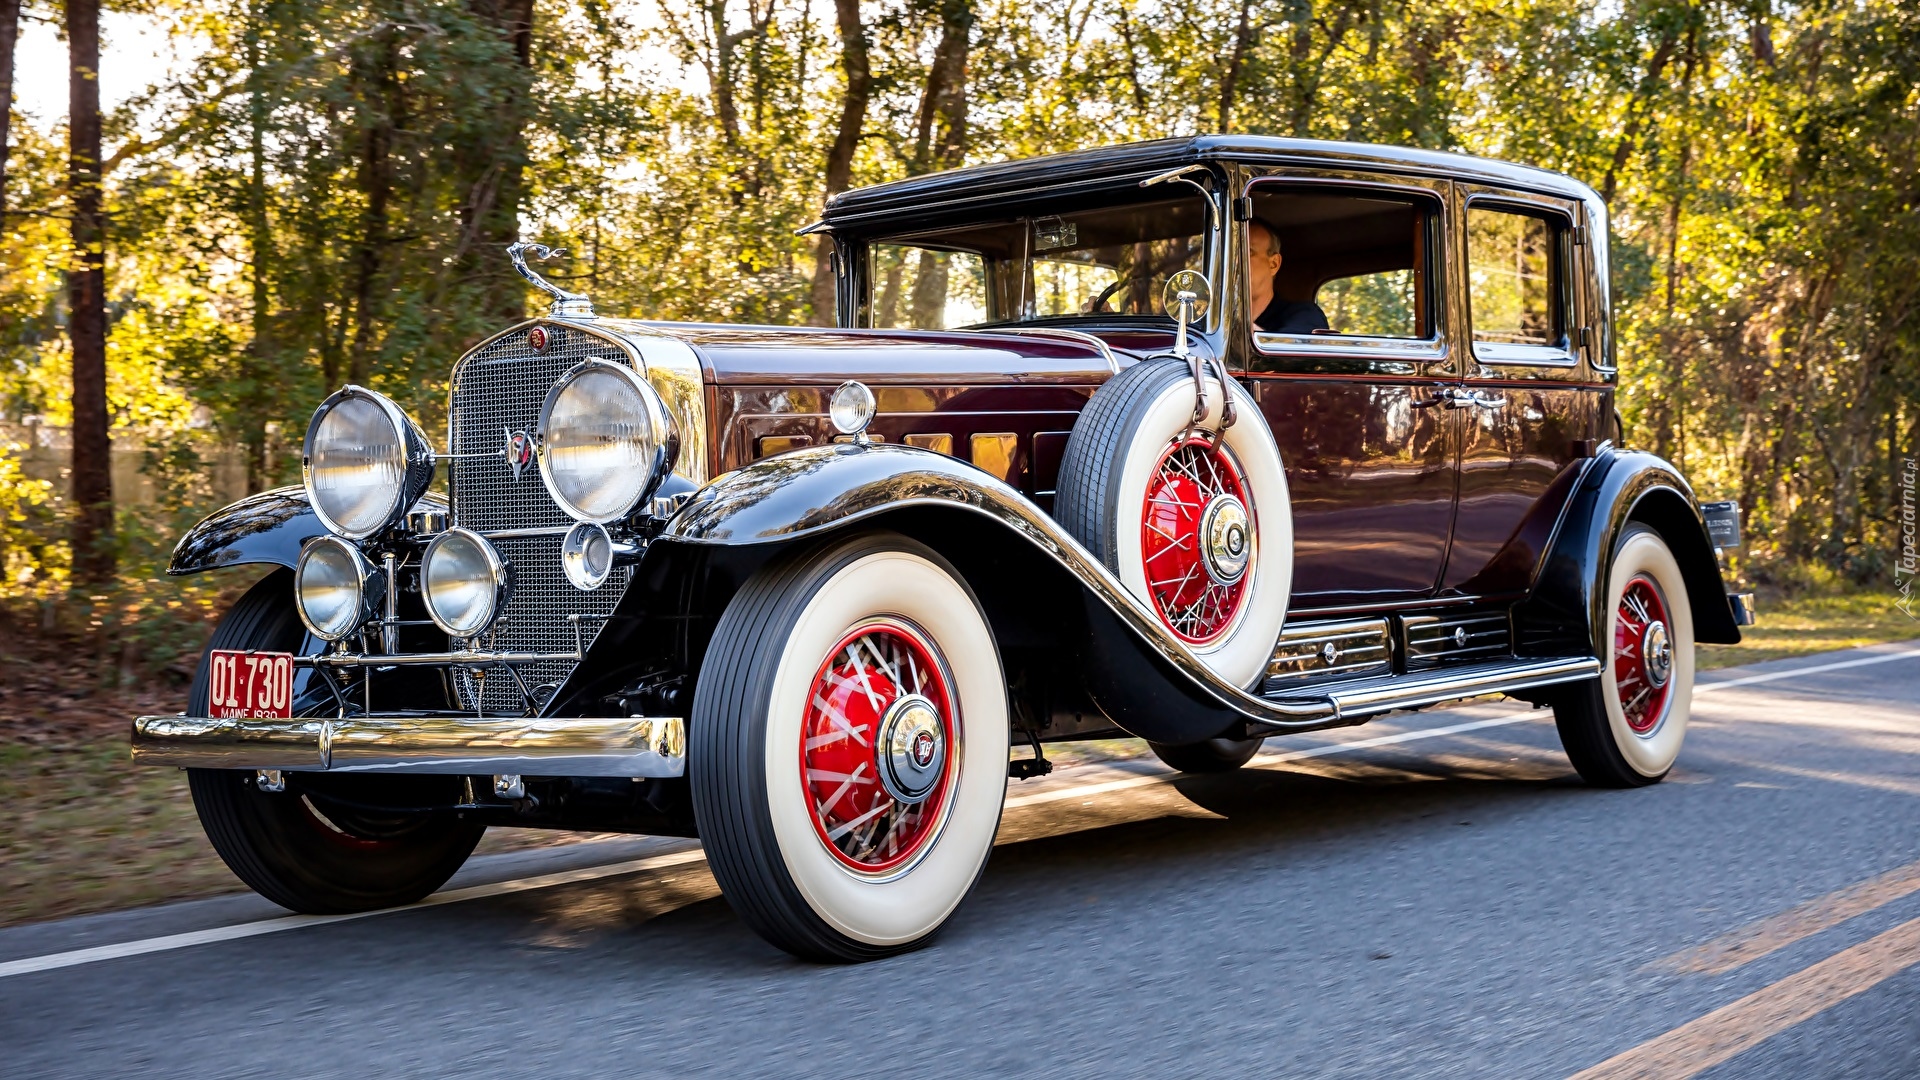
861, 195, 1210, 330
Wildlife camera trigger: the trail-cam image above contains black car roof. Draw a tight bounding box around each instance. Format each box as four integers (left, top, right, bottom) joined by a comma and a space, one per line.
821, 135, 1599, 229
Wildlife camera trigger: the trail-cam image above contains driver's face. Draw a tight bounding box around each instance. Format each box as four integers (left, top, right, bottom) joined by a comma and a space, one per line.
1248, 222, 1282, 314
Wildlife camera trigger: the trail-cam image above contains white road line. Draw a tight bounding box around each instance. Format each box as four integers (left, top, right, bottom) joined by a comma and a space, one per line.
0, 850, 706, 981
5, 646, 1911, 981
1694, 646, 1920, 695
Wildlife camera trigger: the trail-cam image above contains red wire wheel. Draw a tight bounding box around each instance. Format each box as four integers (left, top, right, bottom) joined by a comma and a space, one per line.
1614, 573, 1676, 734
800, 620, 959, 875
1140, 436, 1255, 644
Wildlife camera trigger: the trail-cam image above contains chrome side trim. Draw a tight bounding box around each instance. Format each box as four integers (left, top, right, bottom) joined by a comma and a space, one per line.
1265, 618, 1392, 688
1404, 612, 1510, 666
131, 714, 685, 778
665, 443, 1600, 729
987, 327, 1122, 373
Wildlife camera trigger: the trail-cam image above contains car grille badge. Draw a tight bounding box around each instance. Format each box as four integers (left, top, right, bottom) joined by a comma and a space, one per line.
504, 427, 536, 481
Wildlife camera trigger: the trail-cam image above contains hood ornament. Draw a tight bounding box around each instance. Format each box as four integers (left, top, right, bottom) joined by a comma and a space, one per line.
506, 242, 594, 319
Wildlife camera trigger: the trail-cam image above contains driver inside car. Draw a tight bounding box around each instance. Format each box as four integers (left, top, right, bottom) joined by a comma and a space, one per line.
1248, 219, 1331, 334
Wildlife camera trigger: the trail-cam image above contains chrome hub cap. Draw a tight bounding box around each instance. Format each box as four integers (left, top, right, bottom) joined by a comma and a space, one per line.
1643, 621, 1673, 688
878, 694, 947, 805
1199, 494, 1251, 586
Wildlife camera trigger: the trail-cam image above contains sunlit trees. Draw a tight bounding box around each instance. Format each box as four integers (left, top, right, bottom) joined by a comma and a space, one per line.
0, 0, 1914, 590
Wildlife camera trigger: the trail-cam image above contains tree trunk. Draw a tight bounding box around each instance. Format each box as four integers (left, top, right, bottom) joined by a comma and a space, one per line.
456, 0, 535, 324
0, 0, 20, 218
808, 0, 871, 327
244, 7, 274, 493
1218, 0, 1255, 132
912, 0, 973, 175
347, 25, 398, 387
67, 0, 113, 584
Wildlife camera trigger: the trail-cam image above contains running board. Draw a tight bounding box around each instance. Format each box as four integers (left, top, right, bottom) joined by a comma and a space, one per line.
1255, 655, 1600, 729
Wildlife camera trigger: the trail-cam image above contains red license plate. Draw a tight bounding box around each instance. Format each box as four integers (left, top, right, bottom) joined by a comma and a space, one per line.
207, 650, 295, 719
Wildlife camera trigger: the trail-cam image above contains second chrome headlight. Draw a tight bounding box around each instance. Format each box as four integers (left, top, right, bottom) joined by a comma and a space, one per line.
295, 536, 383, 641
302, 385, 434, 539
421, 528, 510, 638
536, 360, 676, 523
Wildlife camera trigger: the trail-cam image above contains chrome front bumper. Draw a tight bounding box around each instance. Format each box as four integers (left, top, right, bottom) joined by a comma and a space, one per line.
130, 714, 685, 778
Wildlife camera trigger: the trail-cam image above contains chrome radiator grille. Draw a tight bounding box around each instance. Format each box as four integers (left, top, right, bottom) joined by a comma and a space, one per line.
449, 323, 636, 712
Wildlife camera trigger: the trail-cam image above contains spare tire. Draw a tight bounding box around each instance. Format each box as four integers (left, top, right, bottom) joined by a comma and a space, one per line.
1055, 357, 1291, 688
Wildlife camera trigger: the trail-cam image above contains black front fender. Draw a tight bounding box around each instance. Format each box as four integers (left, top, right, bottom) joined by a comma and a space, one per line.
1515, 447, 1741, 656
167, 487, 449, 576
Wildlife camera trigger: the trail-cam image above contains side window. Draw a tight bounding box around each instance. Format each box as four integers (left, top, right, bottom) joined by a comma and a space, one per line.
1466, 207, 1566, 355
1317, 269, 1418, 338
870, 245, 988, 329
1246, 187, 1438, 350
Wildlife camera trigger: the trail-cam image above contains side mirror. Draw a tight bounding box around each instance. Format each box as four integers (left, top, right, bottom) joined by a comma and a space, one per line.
1163, 269, 1212, 358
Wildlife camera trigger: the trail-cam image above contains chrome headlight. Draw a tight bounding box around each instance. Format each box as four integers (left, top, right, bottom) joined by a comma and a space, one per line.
294, 536, 383, 642
421, 528, 509, 638
302, 386, 434, 539
536, 360, 677, 523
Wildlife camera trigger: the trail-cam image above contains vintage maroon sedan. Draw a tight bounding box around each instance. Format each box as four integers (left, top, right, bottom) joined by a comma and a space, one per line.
136, 137, 1754, 961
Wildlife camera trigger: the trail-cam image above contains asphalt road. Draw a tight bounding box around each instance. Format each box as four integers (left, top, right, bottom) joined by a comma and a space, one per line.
4, 642, 1919, 1079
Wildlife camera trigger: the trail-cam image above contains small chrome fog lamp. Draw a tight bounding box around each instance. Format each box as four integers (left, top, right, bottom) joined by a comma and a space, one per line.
560, 521, 642, 592
295, 536, 383, 641
829, 381, 876, 440
421, 528, 510, 638
302, 385, 435, 540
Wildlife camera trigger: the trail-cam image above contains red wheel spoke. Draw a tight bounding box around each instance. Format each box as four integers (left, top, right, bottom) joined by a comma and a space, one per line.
801, 622, 956, 874
1140, 438, 1253, 644
1613, 575, 1674, 736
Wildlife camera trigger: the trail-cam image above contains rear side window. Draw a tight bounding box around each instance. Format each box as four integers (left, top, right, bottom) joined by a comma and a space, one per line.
1467, 208, 1562, 348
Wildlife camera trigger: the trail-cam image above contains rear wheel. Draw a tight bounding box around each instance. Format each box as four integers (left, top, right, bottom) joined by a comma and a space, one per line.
1553, 524, 1695, 787
691, 531, 1009, 962
187, 571, 484, 914
1149, 735, 1265, 773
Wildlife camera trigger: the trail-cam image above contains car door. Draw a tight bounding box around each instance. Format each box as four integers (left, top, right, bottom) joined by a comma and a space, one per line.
1441, 186, 1610, 598
1235, 174, 1459, 611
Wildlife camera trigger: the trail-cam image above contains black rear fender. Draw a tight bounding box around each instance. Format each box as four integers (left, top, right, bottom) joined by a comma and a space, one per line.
1515, 447, 1741, 657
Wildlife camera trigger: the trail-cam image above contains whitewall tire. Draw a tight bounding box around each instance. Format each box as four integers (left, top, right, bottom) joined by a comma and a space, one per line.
691, 531, 1009, 961
1553, 523, 1695, 786
1054, 358, 1292, 688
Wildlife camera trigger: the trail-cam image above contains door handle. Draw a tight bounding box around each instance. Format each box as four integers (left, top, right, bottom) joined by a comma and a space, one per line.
1413, 387, 1470, 409
1469, 390, 1508, 409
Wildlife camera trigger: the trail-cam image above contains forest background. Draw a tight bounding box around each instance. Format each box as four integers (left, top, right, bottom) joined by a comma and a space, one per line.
0, 0, 1916, 669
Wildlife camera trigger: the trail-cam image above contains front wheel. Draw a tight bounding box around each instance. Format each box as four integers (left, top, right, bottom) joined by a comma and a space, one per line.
1553, 523, 1695, 787
187, 571, 484, 914
691, 532, 1009, 962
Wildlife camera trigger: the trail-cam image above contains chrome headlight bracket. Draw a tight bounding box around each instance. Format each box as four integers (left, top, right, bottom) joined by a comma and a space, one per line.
302, 385, 436, 540
534, 359, 679, 524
